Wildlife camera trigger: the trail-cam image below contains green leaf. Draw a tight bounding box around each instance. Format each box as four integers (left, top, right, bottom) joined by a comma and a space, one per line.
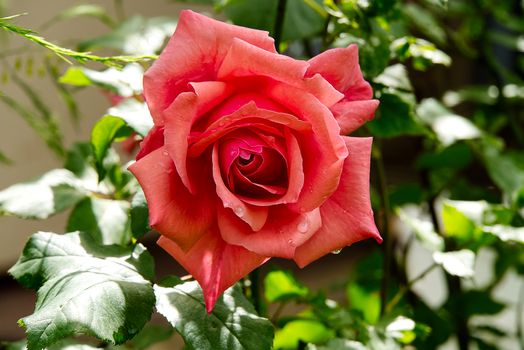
481, 145, 524, 201
154, 281, 274, 350
417, 98, 481, 145
91, 116, 133, 179
305, 338, 368, 350
402, 4, 446, 45
109, 324, 173, 350
9, 231, 155, 350
373, 64, 413, 91
416, 143, 473, 171
347, 283, 381, 324
433, 249, 475, 277
367, 92, 426, 138
274, 319, 335, 349
60, 64, 144, 98
397, 206, 444, 252
483, 225, 524, 244
67, 197, 131, 245
0, 169, 86, 219
219, 0, 325, 42
130, 188, 150, 240
264, 270, 309, 302
385, 316, 418, 344
391, 37, 451, 70
78, 16, 177, 55
107, 99, 153, 137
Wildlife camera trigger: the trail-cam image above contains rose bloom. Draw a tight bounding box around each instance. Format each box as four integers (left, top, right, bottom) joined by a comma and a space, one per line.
129, 10, 382, 311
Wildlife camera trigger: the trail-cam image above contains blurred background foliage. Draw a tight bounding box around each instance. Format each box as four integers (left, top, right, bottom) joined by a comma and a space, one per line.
0, 0, 523, 349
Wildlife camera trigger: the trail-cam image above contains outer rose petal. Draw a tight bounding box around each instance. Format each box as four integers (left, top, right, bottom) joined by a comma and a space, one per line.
218, 205, 321, 259
294, 137, 382, 267
331, 100, 380, 135
306, 44, 372, 101
129, 147, 215, 251
157, 230, 268, 313
144, 10, 276, 124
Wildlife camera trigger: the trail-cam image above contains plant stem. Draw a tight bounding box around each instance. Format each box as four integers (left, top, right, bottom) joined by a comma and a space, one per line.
385, 263, 437, 314
249, 268, 262, 315
374, 141, 393, 317
273, 0, 287, 53
517, 279, 524, 349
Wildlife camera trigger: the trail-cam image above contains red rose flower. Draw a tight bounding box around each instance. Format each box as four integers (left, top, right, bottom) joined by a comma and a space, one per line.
129, 10, 381, 312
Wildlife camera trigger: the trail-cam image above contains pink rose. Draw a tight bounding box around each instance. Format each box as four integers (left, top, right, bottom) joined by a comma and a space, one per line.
129, 10, 381, 311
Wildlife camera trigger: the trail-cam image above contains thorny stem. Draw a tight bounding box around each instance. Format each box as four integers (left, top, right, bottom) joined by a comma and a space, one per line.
373, 140, 393, 317
273, 0, 288, 52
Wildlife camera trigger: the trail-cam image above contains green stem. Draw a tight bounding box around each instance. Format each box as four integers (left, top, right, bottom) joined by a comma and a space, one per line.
374, 141, 393, 317
273, 0, 287, 52
249, 268, 263, 315
517, 279, 524, 349
385, 263, 437, 314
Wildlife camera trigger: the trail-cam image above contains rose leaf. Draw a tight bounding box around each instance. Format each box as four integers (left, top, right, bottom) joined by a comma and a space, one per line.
154, 281, 274, 350
8, 231, 155, 350
0, 169, 86, 219
264, 270, 309, 302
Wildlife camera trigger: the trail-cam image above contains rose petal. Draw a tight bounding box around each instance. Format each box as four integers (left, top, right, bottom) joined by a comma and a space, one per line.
331, 100, 380, 135
217, 38, 308, 87
163, 82, 234, 193
189, 102, 311, 158
158, 230, 268, 312
263, 82, 348, 212
129, 147, 215, 251
212, 144, 269, 231
294, 137, 382, 268
306, 45, 373, 101
136, 125, 165, 161
144, 10, 275, 124
304, 73, 344, 108
218, 205, 321, 259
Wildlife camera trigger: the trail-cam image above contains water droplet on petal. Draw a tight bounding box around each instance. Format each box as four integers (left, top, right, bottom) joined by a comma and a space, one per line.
162, 150, 169, 156
331, 248, 343, 255
297, 218, 309, 233
218, 120, 225, 127
234, 206, 245, 218
287, 239, 294, 245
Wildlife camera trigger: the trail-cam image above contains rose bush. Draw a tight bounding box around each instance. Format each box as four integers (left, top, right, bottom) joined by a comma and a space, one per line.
129, 10, 382, 311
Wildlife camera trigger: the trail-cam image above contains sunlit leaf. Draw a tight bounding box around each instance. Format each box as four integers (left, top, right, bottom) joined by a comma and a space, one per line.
417, 98, 481, 145
9, 231, 155, 350
155, 282, 274, 350
264, 270, 309, 302
107, 99, 153, 137
274, 319, 335, 349
0, 169, 86, 219
433, 250, 475, 277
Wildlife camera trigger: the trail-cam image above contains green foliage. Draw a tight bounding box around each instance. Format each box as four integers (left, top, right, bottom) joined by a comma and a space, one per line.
0, 169, 86, 219
9, 231, 156, 350
154, 282, 274, 350
264, 270, 309, 302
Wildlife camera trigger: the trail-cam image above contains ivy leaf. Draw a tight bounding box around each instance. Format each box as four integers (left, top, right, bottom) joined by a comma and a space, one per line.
130, 188, 150, 240
417, 98, 481, 146
67, 197, 131, 245
107, 99, 153, 137
9, 231, 155, 350
91, 116, 133, 179
264, 270, 309, 302
154, 281, 274, 350
0, 169, 86, 219
433, 250, 476, 278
